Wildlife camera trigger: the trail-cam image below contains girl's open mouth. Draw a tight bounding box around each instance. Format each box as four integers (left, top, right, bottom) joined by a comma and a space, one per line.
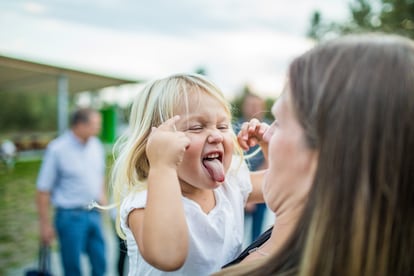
202, 152, 225, 182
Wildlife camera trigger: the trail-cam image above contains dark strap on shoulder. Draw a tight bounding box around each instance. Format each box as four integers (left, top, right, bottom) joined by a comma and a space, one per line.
222, 226, 273, 268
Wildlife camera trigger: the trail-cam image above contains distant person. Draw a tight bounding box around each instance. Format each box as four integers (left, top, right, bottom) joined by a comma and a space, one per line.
110, 73, 267, 275
36, 107, 107, 276
214, 33, 414, 275
0, 139, 17, 170
234, 93, 270, 243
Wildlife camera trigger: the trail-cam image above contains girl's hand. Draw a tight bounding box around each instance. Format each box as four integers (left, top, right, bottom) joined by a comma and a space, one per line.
146, 116, 191, 169
237, 118, 269, 151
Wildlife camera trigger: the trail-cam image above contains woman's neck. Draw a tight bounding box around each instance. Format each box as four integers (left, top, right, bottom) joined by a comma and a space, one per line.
268, 205, 303, 253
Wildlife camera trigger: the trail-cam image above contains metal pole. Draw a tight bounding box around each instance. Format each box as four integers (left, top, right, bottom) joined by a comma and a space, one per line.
57, 74, 68, 135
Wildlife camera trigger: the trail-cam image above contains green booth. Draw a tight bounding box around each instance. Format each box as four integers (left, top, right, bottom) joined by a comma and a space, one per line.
100, 106, 117, 144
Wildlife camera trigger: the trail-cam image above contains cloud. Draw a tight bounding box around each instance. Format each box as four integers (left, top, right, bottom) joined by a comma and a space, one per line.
22, 1, 47, 14
0, 0, 348, 100
10, 0, 347, 36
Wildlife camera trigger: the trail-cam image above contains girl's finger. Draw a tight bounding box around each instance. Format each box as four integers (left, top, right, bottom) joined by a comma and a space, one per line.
158, 115, 181, 131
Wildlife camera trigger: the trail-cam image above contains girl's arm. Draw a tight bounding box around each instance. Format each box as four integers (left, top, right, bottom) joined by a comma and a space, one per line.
237, 118, 269, 204
128, 116, 191, 271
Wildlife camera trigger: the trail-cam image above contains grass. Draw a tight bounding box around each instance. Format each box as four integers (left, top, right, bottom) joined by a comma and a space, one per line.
0, 160, 42, 274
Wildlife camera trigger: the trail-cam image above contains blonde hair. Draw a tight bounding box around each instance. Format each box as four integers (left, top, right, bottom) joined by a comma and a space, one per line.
111, 73, 243, 237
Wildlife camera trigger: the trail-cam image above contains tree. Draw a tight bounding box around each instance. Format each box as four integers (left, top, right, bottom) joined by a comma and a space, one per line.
194, 67, 207, 76
308, 0, 414, 41
0, 91, 58, 133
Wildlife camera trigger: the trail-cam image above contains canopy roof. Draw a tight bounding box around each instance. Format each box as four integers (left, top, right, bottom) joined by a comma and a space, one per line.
0, 54, 140, 134
0, 54, 138, 94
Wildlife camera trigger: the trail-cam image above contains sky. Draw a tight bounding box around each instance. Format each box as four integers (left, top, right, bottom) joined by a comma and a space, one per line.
0, 0, 349, 103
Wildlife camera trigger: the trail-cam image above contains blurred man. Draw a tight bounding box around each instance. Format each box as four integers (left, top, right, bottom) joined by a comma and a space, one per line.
36, 107, 107, 276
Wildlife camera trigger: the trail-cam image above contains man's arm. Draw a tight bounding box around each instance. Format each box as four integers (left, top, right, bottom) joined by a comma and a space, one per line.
36, 191, 55, 245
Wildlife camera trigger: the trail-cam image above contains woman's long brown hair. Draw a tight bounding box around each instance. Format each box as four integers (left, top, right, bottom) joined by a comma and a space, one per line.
217, 33, 414, 276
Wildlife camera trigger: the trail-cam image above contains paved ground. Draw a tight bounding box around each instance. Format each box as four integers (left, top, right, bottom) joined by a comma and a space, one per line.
9, 208, 274, 276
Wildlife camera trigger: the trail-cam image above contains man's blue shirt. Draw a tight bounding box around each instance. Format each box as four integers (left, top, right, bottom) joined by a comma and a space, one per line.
37, 131, 105, 208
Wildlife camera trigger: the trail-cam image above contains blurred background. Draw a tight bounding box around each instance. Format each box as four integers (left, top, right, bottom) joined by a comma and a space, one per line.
1, 0, 412, 275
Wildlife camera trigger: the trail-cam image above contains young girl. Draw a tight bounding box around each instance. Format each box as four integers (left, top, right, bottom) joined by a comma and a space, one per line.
111, 73, 267, 275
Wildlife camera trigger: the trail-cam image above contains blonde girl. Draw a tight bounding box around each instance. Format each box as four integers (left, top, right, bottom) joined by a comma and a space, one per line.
111, 73, 266, 276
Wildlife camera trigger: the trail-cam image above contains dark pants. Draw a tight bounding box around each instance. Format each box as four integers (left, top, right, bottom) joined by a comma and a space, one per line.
117, 235, 128, 276
246, 203, 267, 243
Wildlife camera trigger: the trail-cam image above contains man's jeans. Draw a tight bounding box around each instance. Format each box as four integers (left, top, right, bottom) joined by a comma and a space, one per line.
55, 208, 106, 276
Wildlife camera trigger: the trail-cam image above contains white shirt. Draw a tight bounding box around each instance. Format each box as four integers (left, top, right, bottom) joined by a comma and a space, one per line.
120, 156, 252, 276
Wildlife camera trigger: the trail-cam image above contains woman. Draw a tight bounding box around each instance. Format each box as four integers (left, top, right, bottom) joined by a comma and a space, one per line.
215, 33, 414, 275
224, 75, 317, 267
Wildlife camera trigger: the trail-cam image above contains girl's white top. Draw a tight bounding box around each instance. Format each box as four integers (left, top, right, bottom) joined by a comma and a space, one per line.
120, 156, 252, 276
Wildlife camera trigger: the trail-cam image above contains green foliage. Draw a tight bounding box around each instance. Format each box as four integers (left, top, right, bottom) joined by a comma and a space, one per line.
194, 67, 207, 76
230, 85, 251, 120
264, 98, 275, 121
230, 85, 276, 122
308, 0, 414, 40
0, 91, 58, 133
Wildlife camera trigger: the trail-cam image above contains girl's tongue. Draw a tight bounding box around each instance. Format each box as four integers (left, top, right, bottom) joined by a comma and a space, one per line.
203, 159, 225, 182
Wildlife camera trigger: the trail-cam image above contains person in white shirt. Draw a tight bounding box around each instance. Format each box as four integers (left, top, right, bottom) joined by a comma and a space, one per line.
110, 73, 268, 276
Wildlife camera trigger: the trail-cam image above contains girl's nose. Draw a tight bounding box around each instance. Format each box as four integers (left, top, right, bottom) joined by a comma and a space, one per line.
207, 130, 224, 143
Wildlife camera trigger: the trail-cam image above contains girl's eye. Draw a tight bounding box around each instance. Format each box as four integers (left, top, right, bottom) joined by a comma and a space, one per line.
188, 125, 203, 131
218, 124, 229, 130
